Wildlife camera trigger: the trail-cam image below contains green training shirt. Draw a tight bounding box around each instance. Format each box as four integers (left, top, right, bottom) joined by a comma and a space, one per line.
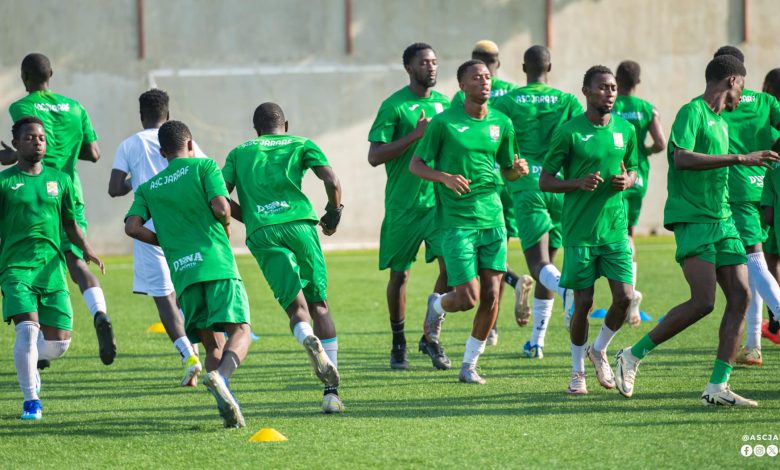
664, 97, 732, 228
450, 77, 518, 108
127, 158, 240, 292
493, 82, 583, 193
223, 134, 329, 237
0, 165, 75, 290
761, 162, 780, 230
722, 89, 780, 202
612, 95, 656, 198
415, 106, 515, 229
543, 114, 638, 247
368, 86, 450, 211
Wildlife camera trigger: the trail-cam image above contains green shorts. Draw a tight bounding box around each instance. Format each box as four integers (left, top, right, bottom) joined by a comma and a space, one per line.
560, 239, 633, 290
247, 221, 328, 309
512, 190, 563, 251
729, 201, 768, 248
441, 226, 506, 286
60, 199, 88, 259
672, 219, 747, 268
1, 282, 73, 330
499, 185, 519, 239
178, 278, 250, 344
766, 226, 779, 255
623, 193, 643, 228
379, 207, 442, 272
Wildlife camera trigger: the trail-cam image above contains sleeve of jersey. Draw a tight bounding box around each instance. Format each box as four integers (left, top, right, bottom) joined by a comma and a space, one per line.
542, 127, 569, 175
303, 140, 331, 168
112, 140, 130, 172
79, 104, 98, 143
768, 94, 780, 130
60, 175, 76, 222
221, 151, 236, 186
414, 117, 442, 166
497, 120, 516, 168
8, 102, 25, 121
367, 104, 398, 144
624, 127, 639, 173
761, 171, 776, 207
668, 105, 698, 152
126, 187, 151, 223
202, 160, 230, 200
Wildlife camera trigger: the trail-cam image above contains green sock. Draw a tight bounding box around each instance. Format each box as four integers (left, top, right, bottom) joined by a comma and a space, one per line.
630, 334, 657, 359
709, 359, 732, 385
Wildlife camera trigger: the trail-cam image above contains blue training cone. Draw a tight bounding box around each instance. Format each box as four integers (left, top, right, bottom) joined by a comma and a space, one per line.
639, 311, 653, 322
589, 308, 607, 319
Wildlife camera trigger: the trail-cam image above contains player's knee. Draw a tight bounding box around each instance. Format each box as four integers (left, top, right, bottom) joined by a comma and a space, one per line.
388, 270, 410, 289
614, 292, 632, 311
309, 302, 331, 320
692, 300, 715, 318
575, 294, 594, 312
457, 290, 479, 311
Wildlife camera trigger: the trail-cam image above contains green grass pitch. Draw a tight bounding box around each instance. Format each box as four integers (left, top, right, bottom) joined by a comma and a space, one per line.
0, 236, 777, 468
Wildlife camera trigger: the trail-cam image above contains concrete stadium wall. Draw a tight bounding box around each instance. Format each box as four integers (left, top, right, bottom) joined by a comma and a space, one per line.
0, 0, 776, 253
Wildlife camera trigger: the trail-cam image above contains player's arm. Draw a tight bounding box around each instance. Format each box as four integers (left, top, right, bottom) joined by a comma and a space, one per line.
673, 147, 779, 170
223, 181, 244, 224
502, 155, 529, 181
312, 165, 343, 236
124, 215, 159, 246
78, 141, 100, 162
646, 108, 667, 155
210, 195, 231, 239
539, 169, 602, 193
0, 141, 17, 165
64, 218, 105, 273
368, 110, 429, 167
409, 155, 471, 195
108, 169, 132, 197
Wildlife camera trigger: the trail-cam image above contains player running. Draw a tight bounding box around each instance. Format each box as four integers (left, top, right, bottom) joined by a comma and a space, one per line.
410, 60, 528, 384
612, 60, 667, 325
614, 55, 779, 407
125, 121, 252, 428
540, 66, 638, 395
493, 45, 583, 358
1, 117, 104, 420
368, 43, 452, 370
0, 53, 115, 366
223, 102, 344, 414
108, 89, 203, 385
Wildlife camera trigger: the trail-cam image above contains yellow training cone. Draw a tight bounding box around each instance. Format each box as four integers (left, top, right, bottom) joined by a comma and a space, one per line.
249, 428, 288, 442
146, 322, 167, 333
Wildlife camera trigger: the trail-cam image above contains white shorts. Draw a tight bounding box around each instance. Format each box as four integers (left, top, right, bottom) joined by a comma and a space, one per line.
133, 239, 174, 297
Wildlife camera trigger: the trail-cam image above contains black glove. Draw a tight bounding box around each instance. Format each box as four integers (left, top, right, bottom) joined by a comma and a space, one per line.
320, 202, 343, 231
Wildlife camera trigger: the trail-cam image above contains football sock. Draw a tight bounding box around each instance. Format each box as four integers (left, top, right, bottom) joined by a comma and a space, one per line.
324, 386, 338, 396
538, 264, 566, 298
747, 252, 780, 315
37, 335, 70, 360
14, 321, 39, 401
531, 298, 554, 347
504, 270, 519, 288
292, 321, 314, 345
462, 336, 486, 366
433, 295, 445, 315
321, 337, 338, 367
709, 359, 732, 385
592, 324, 617, 353
630, 334, 656, 359
571, 343, 586, 373
173, 336, 195, 361
217, 350, 240, 379
390, 319, 406, 347
83, 287, 107, 318
746, 276, 763, 350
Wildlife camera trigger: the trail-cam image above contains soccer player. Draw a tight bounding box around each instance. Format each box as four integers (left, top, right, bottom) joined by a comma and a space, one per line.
614, 55, 779, 407
124, 121, 252, 428
612, 60, 667, 325
0, 53, 115, 365
1, 117, 104, 420
108, 89, 203, 385
223, 102, 344, 414
713, 47, 780, 366
368, 43, 452, 370
760, 68, 780, 343
451, 40, 518, 106
410, 60, 528, 384
540, 66, 638, 395
493, 45, 583, 359
760, 137, 780, 344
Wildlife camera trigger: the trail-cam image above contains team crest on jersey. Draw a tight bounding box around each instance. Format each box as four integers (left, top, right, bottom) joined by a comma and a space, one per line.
434, 102, 444, 114
489, 125, 500, 141
46, 181, 58, 197
613, 133, 624, 149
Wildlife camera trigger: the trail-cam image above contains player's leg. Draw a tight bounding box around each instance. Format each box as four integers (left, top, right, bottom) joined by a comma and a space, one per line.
521, 235, 556, 358
561, 244, 597, 395
418, 219, 453, 368
625, 195, 643, 326
488, 185, 520, 345
763, 229, 780, 341
11, 311, 43, 420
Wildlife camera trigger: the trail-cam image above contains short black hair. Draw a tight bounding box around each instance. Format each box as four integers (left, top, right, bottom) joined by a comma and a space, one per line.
252, 102, 286, 133
457, 59, 486, 83
12, 116, 44, 140
402, 43, 434, 66
714, 45, 745, 64
158, 120, 191, 154
139, 89, 169, 121
705, 55, 746, 83
764, 68, 780, 93
21, 53, 52, 84
523, 45, 550, 71
616, 60, 641, 89
583, 65, 613, 87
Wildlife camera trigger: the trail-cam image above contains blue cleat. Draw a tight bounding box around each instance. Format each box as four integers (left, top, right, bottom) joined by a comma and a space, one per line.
21, 399, 42, 420
522, 340, 543, 359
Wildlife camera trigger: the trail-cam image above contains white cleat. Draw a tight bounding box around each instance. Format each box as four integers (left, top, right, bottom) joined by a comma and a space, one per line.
486, 328, 498, 346
627, 290, 642, 327
614, 347, 640, 398
586, 345, 615, 389
459, 364, 486, 384
567, 371, 588, 395
322, 393, 346, 414
701, 382, 758, 407
181, 355, 202, 387
563, 289, 574, 332
303, 336, 340, 387
514, 275, 535, 327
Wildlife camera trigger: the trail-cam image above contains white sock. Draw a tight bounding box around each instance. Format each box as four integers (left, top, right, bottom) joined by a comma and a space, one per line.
592, 324, 617, 353
632, 262, 638, 288
321, 337, 338, 367
14, 321, 40, 401
530, 298, 554, 347
746, 272, 763, 350
173, 336, 195, 361
83, 287, 107, 317
571, 343, 586, 373
292, 321, 314, 345
747, 252, 780, 316
433, 295, 444, 314
538, 264, 566, 298
462, 336, 486, 366
37, 335, 71, 360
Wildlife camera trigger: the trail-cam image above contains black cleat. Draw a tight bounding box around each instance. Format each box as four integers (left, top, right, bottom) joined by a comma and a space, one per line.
94, 312, 116, 365
37, 359, 50, 370
390, 344, 409, 370
418, 335, 451, 370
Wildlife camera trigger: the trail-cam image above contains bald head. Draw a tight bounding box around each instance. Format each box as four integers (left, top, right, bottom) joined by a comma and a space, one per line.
253, 102, 287, 135
21, 53, 52, 86
523, 45, 551, 78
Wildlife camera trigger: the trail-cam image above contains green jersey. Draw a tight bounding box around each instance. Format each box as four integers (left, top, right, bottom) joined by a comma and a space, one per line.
127, 158, 240, 292
368, 87, 450, 211
9, 91, 98, 203
761, 162, 780, 227
450, 77, 518, 108
664, 97, 731, 228
612, 95, 656, 198
493, 82, 583, 192
223, 134, 329, 237
543, 114, 638, 247
0, 166, 75, 290
416, 106, 515, 229
722, 89, 780, 202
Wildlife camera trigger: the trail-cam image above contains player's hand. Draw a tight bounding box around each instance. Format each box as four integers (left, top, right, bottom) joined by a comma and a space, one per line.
512, 154, 529, 177
578, 171, 603, 191
412, 110, 430, 139
741, 150, 780, 168
0, 141, 17, 165
319, 202, 343, 236
611, 162, 633, 191
443, 173, 471, 196
84, 249, 105, 274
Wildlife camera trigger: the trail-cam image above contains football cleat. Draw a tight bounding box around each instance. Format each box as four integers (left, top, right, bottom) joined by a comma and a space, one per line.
181, 355, 203, 386
425, 293, 445, 343
563, 289, 574, 332
700, 382, 757, 407
566, 371, 588, 395
458, 364, 486, 384
614, 347, 640, 398
203, 371, 245, 428
390, 344, 409, 370
761, 320, 780, 345
626, 290, 642, 327
419, 336, 451, 370
486, 328, 498, 346
21, 399, 42, 420
303, 335, 340, 387
514, 275, 535, 327
735, 346, 762, 366
587, 345, 615, 389
522, 340, 543, 359
94, 312, 117, 365
322, 393, 345, 414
